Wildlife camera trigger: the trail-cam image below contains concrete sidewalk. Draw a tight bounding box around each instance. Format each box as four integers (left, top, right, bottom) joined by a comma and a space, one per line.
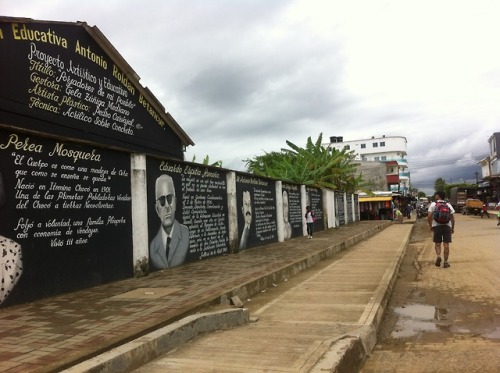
0, 218, 413, 373
128, 222, 413, 373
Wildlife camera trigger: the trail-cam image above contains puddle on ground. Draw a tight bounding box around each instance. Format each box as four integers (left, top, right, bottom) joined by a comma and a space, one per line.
392, 304, 449, 338
483, 326, 500, 339
392, 303, 500, 340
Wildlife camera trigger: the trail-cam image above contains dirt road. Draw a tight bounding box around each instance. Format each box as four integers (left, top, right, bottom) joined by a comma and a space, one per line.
361, 213, 500, 372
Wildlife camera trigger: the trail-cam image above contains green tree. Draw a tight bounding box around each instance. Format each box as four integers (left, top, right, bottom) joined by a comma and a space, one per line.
417, 191, 427, 199
191, 155, 222, 167
434, 177, 447, 193
244, 133, 363, 192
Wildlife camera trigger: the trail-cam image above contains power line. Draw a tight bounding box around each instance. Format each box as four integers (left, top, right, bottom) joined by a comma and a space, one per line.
408, 153, 488, 170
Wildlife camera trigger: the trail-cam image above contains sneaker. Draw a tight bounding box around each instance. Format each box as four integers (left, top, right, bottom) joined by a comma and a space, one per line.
443, 262, 450, 268
435, 257, 442, 267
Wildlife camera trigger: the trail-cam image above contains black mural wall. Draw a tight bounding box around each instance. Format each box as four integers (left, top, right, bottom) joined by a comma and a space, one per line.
306, 186, 323, 228
0, 129, 359, 305
235, 173, 278, 250
0, 17, 188, 307
282, 183, 303, 239
0, 128, 132, 306
0, 18, 359, 307
336, 192, 346, 226
146, 158, 229, 269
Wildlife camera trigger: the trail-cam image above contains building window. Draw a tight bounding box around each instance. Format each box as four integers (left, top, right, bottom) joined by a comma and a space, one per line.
381, 156, 386, 161
374, 156, 380, 161
380, 141, 385, 147
361, 143, 366, 149
344, 145, 350, 150
373, 142, 378, 147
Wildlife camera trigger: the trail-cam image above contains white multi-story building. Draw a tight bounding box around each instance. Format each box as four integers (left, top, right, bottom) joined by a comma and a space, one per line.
325, 135, 411, 195
478, 132, 500, 203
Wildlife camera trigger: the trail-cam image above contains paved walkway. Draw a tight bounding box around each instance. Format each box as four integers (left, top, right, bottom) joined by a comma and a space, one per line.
0, 218, 413, 373
131, 221, 414, 373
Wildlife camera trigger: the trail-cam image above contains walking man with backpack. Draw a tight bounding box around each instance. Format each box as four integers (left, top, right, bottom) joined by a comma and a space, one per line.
428, 191, 455, 268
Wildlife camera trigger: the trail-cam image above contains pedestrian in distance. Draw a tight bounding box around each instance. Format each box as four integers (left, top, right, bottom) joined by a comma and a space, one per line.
406, 203, 412, 219
395, 208, 404, 224
428, 191, 455, 268
481, 203, 490, 218
305, 205, 315, 239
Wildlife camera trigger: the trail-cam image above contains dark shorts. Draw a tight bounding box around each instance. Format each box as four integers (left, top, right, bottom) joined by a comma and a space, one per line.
433, 224, 452, 243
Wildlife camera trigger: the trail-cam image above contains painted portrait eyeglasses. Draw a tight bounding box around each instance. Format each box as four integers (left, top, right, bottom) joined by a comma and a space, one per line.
156, 194, 174, 207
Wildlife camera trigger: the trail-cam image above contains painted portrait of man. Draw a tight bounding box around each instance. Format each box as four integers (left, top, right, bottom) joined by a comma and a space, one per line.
283, 190, 292, 240
239, 189, 252, 250
149, 174, 189, 269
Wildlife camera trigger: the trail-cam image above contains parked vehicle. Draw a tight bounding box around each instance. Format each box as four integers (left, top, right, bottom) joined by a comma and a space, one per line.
462, 198, 483, 215
449, 186, 478, 213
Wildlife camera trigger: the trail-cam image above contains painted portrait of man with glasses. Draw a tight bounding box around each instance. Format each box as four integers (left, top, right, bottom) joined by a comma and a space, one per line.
149, 174, 190, 269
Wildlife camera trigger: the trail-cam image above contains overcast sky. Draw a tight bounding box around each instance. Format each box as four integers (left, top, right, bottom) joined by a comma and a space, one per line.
2, 0, 499, 194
